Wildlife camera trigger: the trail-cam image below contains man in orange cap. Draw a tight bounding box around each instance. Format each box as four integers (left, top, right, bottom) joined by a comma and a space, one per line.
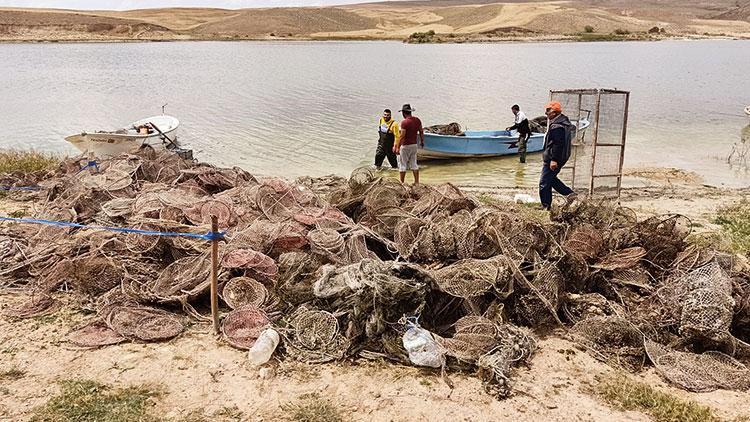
539, 101, 576, 210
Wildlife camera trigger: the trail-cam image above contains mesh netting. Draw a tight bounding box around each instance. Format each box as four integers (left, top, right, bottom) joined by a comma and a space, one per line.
220, 276, 268, 309
570, 316, 645, 371
3, 149, 750, 400
645, 340, 750, 392
221, 306, 270, 349
104, 305, 185, 342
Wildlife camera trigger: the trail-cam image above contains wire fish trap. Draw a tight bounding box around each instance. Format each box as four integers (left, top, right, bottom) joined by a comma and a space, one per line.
221, 249, 278, 279
645, 339, 750, 392
184, 199, 235, 228
563, 224, 604, 261
431, 256, 513, 299
105, 305, 184, 342
151, 254, 212, 300
286, 307, 349, 363
101, 197, 135, 218
67, 319, 126, 348
220, 277, 268, 309
570, 316, 645, 371
592, 247, 647, 271
438, 316, 501, 361
516, 261, 564, 326
221, 306, 270, 349
80, 168, 134, 192
307, 228, 345, 260
476, 322, 536, 399
124, 222, 163, 254
678, 262, 736, 348
1, 294, 61, 319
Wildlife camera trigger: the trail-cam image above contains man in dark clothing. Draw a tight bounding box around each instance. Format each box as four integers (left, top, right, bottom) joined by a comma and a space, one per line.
539, 101, 577, 210
506, 104, 531, 163
375, 109, 399, 169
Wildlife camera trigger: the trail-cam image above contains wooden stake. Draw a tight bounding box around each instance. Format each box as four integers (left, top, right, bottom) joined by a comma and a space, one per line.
210, 215, 220, 334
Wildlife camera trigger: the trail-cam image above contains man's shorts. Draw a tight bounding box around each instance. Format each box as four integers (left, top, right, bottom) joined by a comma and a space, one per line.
397, 144, 419, 171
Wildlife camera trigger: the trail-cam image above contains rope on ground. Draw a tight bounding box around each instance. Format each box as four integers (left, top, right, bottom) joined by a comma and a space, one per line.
0, 216, 224, 241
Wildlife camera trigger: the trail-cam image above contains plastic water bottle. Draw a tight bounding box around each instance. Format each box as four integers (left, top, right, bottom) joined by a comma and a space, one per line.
247, 328, 280, 366
402, 318, 445, 368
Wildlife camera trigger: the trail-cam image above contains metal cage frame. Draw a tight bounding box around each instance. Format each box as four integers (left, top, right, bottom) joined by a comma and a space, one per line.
550, 88, 630, 197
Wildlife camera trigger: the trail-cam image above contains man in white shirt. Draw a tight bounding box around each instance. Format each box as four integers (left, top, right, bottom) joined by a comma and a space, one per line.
506, 104, 531, 163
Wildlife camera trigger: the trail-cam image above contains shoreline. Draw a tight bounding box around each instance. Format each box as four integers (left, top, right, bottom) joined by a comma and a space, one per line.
1, 33, 747, 45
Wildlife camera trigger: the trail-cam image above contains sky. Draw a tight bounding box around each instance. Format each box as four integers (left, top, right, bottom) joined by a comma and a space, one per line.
0, 0, 386, 9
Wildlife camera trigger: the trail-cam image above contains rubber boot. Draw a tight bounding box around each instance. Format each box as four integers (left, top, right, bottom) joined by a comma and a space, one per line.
519, 152, 526, 163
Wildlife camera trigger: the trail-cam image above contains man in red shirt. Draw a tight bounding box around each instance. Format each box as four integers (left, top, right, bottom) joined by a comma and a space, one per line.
393, 104, 424, 184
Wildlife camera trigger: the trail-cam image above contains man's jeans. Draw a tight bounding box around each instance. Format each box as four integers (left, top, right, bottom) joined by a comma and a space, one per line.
539, 162, 573, 207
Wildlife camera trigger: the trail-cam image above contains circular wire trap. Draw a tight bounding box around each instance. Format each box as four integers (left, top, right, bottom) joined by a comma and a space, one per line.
221, 306, 270, 349
220, 277, 268, 309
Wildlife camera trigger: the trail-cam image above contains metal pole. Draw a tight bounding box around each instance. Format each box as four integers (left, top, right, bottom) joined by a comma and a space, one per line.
589, 90, 602, 196
571, 93, 582, 189
210, 215, 220, 334
616, 92, 631, 198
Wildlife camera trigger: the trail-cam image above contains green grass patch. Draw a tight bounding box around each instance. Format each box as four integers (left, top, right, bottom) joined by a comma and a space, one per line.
31, 379, 162, 422
0, 367, 26, 380
713, 200, 750, 254
596, 373, 718, 422
280, 393, 345, 422
0, 150, 59, 174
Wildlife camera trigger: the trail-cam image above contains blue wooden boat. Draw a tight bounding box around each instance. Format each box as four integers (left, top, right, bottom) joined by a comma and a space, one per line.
418, 119, 590, 160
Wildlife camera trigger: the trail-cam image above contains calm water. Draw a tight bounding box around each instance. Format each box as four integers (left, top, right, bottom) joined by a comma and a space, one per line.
2, 40, 749, 187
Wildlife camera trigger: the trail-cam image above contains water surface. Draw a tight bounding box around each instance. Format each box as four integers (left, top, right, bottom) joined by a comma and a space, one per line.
2, 40, 749, 187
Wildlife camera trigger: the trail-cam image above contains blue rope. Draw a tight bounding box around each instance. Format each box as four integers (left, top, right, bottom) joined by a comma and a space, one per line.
78, 160, 100, 173
0, 186, 42, 191
0, 216, 224, 242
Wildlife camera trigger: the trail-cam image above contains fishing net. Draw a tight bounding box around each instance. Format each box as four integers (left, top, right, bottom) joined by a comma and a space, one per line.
645, 340, 750, 392
105, 305, 185, 342
516, 261, 564, 326
220, 249, 278, 280
424, 122, 464, 136
1, 294, 61, 319
563, 224, 604, 261
476, 323, 536, 398
220, 276, 268, 309
431, 256, 513, 299
221, 306, 270, 349
570, 316, 645, 371
284, 307, 349, 363
67, 319, 126, 348
5, 149, 749, 399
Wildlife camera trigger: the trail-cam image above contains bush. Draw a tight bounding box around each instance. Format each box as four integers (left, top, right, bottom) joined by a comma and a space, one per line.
613, 29, 630, 35
714, 200, 750, 254
0, 150, 58, 174
408, 30, 438, 43
648, 26, 660, 34
584, 25, 595, 33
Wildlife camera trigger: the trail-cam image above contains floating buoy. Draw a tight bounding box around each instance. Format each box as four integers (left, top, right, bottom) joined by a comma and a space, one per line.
745, 105, 750, 116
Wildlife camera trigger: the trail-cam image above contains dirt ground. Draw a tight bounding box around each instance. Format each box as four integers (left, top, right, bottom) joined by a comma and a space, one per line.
1, 302, 749, 422
1, 167, 749, 421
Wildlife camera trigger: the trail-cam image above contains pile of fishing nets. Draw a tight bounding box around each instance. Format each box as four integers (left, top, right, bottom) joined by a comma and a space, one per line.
1, 149, 750, 398
424, 122, 465, 136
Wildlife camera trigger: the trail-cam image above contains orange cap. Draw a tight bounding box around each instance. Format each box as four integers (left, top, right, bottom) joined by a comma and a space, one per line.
545, 101, 562, 113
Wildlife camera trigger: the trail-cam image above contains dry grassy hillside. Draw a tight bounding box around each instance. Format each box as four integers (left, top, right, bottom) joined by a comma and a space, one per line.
0, 0, 748, 42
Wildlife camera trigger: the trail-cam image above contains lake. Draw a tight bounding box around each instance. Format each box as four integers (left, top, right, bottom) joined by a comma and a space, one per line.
2, 40, 749, 187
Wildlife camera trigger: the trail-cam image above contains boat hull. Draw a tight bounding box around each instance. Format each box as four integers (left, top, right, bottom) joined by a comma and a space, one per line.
418, 130, 545, 160
64, 115, 179, 157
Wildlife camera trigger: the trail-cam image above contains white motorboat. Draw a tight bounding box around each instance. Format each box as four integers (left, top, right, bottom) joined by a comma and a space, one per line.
65, 115, 180, 157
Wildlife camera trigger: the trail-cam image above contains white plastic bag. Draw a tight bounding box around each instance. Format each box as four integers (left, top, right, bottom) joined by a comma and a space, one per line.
402, 318, 445, 368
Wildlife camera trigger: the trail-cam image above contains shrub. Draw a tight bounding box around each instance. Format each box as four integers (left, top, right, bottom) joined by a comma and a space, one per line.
613, 29, 630, 35
584, 25, 595, 33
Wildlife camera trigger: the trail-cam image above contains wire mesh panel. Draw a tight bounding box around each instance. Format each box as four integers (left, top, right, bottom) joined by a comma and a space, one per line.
550, 89, 630, 197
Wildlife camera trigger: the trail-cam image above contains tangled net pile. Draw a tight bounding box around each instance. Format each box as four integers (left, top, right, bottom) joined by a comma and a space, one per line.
1, 150, 750, 397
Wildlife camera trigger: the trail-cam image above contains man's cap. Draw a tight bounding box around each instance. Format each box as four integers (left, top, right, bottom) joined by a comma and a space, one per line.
399, 104, 415, 113
545, 101, 562, 113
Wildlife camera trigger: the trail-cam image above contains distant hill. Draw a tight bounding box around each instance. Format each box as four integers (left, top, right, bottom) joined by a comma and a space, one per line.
0, 0, 748, 42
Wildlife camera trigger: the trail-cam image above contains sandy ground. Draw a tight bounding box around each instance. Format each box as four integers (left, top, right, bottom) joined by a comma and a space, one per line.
1, 302, 749, 422
0, 0, 749, 42
1, 168, 749, 421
